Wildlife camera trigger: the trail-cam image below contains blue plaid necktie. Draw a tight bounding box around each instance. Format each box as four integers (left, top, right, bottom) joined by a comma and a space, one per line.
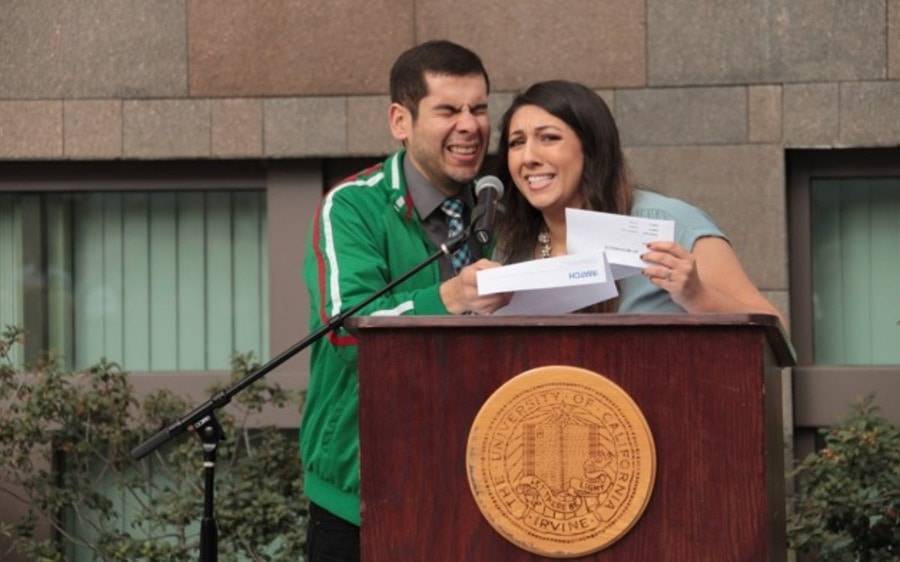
440, 197, 472, 273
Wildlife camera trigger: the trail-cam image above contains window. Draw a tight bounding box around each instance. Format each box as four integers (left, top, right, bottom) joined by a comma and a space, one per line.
788, 149, 900, 442
809, 178, 900, 365
0, 163, 270, 373
0, 194, 26, 365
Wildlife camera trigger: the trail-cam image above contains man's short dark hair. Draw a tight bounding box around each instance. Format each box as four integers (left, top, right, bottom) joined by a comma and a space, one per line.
389, 40, 490, 119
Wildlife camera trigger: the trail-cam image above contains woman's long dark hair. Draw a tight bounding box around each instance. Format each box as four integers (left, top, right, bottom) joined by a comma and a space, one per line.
492, 80, 633, 313
494, 80, 633, 263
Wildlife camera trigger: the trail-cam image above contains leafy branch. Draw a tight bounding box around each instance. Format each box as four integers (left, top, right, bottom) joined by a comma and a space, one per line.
0, 326, 308, 562
788, 396, 900, 562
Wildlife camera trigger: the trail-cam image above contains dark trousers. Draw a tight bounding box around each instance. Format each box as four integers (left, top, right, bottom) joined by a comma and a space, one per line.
307, 502, 360, 562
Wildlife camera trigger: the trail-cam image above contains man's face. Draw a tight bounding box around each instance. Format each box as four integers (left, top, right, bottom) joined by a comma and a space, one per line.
390, 72, 490, 196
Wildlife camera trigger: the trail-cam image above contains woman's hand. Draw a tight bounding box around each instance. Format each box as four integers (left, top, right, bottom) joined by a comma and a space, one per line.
640, 241, 702, 308
640, 237, 784, 324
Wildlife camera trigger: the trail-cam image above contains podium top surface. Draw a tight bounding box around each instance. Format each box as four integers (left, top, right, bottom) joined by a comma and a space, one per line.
347, 313, 795, 367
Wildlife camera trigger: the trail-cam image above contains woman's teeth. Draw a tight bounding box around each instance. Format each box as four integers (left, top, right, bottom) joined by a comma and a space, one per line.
527, 174, 554, 186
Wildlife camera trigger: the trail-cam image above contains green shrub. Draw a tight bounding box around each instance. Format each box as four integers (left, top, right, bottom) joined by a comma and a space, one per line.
788, 396, 900, 562
0, 326, 308, 562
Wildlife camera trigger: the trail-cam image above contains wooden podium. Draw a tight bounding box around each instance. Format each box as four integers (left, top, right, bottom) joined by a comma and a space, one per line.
350, 314, 794, 562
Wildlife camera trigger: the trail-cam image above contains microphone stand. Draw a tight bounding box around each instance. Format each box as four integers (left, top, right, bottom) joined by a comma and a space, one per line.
130, 226, 478, 562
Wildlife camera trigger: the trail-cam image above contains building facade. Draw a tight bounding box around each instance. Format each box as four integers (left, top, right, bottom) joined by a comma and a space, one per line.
2, 1, 899, 559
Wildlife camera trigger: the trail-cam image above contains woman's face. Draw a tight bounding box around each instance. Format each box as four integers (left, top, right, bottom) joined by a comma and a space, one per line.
506, 104, 585, 217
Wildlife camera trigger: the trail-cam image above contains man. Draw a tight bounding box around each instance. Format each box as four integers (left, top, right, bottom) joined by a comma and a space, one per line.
301, 40, 509, 562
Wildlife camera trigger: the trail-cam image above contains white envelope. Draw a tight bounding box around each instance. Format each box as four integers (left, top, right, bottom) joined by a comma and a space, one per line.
477, 252, 608, 295
566, 208, 675, 280
477, 253, 618, 315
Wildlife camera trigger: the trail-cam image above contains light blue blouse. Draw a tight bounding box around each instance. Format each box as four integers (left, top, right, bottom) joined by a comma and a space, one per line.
618, 189, 726, 313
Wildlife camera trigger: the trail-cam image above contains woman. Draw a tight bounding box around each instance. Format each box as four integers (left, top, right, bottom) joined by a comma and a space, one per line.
494, 80, 781, 320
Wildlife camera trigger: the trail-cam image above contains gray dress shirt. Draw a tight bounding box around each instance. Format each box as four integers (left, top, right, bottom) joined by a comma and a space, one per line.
404, 156, 484, 282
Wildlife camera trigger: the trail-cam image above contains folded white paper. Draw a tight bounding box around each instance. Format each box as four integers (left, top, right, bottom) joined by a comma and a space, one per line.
566, 208, 675, 279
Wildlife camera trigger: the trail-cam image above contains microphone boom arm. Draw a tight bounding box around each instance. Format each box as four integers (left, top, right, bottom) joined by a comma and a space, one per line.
131, 228, 472, 461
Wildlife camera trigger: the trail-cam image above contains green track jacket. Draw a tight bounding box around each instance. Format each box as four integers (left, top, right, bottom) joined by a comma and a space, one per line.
300, 150, 483, 524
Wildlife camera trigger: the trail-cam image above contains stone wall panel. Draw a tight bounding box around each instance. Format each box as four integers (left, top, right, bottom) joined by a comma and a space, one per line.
347, 96, 396, 156
64, 100, 122, 158
212, 99, 263, 157
840, 81, 900, 146
617, 87, 746, 146
748, 85, 782, 144
624, 144, 786, 290
189, 0, 413, 96
124, 100, 211, 158
0, 102, 63, 158
783, 83, 839, 147
0, 0, 187, 99
416, 0, 645, 91
264, 98, 346, 157
648, 0, 886, 85
891, 0, 900, 79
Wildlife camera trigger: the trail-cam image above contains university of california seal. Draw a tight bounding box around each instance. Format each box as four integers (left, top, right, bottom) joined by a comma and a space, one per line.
466, 365, 656, 558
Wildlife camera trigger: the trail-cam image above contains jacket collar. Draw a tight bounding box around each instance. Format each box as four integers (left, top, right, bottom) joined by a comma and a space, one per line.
386, 150, 415, 220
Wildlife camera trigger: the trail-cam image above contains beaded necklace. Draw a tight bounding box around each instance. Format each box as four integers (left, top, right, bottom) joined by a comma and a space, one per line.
538, 227, 552, 259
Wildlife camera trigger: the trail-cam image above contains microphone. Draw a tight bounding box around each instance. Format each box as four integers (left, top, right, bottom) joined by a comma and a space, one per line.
473, 175, 504, 244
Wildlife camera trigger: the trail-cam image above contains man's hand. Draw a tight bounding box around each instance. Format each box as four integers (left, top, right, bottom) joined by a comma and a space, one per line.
440, 259, 512, 315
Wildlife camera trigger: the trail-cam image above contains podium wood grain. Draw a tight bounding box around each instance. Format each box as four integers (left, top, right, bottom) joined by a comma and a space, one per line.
351, 314, 793, 562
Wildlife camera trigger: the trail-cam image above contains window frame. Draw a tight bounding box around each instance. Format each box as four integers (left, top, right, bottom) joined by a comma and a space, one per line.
788, 149, 900, 428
